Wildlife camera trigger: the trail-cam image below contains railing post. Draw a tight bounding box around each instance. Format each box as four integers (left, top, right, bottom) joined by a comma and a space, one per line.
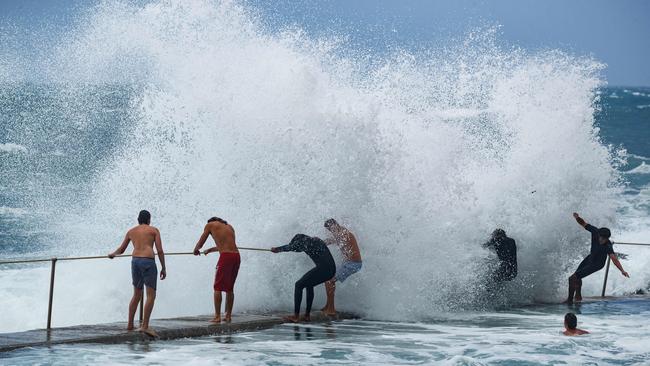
47, 258, 57, 330
139, 295, 144, 326
601, 256, 611, 297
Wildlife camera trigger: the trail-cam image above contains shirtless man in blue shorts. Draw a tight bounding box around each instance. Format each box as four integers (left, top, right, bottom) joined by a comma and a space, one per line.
109, 210, 167, 337
321, 219, 362, 316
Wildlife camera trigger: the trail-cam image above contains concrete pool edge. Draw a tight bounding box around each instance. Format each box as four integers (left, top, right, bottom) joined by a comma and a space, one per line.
0, 312, 358, 353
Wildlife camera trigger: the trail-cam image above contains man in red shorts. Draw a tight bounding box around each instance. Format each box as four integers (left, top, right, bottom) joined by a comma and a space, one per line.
193, 217, 241, 323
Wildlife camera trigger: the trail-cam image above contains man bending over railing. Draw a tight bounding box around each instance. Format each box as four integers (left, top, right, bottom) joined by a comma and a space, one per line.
108, 210, 167, 337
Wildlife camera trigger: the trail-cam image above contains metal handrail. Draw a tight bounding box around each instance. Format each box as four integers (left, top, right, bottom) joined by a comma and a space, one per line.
610, 242, 650, 247
0, 247, 270, 265
0, 241, 645, 329
0, 247, 270, 330
601, 241, 650, 297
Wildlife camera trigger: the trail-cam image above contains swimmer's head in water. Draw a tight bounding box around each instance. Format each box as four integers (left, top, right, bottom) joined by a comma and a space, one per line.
208, 217, 228, 225
324, 218, 339, 230
138, 210, 151, 225
598, 227, 611, 244
564, 313, 577, 329
492, 228, 506, 239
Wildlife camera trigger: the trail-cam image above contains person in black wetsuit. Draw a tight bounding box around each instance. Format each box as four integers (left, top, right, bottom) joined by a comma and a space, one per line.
271, 234, 336, 323
566, 213, 630, 304
482, 229, 517, 287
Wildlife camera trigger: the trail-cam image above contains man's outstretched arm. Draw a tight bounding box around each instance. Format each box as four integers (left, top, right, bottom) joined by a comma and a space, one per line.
609, 253, 630, 278
202, 247, 219, 255
155, 228, 166, 280
271, 243, 294, 253
271, 240, 304, 253
193, 225, 210, 255
109, 234, 130, 258
573, 212, 588, 228
271, 235, 310, 253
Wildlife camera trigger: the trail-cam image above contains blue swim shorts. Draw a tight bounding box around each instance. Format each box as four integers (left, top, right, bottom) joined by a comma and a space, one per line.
335, 261, 362, 282
131, 257, 158, 290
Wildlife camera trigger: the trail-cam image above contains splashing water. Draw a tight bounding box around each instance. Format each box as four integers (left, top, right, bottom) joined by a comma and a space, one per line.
1, 0, 641, 333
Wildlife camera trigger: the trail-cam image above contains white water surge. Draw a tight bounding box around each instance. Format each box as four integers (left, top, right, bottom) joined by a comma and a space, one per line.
2, 0, 645, 333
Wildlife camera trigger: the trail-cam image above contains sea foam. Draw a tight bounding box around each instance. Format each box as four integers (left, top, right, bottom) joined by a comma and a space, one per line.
0, 0, 643, 332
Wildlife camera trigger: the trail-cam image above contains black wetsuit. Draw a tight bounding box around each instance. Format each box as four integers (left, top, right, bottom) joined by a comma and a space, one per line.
276, 234, 336, 316
574, 224, 614, 279
483, 236, 517, 281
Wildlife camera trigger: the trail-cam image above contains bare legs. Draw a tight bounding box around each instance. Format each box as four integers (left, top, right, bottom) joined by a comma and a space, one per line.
127, 286, 158, 337
321, 279, 337, 315
127, 287, 143, 330
141, 287, 157, 336
211, 291, 222, 323
225, 292, 234, 322
211, 291, 235, 323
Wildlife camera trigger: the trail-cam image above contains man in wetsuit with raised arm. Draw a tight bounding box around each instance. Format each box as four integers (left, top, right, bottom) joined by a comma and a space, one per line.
193, 217, 241, 323
566, 212, 630, 304
271, 234, 336, 323
108, 210, 167, 337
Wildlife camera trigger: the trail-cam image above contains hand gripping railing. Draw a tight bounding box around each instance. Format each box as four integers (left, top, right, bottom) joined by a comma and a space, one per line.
0, 247, 270, 330
601, 242, 650, 297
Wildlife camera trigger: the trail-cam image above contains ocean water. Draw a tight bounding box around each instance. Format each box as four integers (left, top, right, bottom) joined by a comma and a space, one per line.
1, 1, 650, 364
2, 299, 650, 365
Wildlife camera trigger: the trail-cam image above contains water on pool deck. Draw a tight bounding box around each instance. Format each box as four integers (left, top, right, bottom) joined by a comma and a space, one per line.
3, 298, 649, 365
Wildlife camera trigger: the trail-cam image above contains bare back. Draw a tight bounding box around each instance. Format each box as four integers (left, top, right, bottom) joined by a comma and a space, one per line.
333, 227, 361, 262
563, 328, 589, 336
207, 221, 238, 253
127, 224, 160, 258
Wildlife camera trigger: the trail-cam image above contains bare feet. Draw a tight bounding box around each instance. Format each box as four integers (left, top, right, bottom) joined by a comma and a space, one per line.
224, 315, 232, 323
300, 315, 311, 323
283, 315, 300, 323
127, 324, 135, 331
321, 307, 337, 316
209, 317, 222, 324
140, 327, 159, 338
574, 296, 583, 302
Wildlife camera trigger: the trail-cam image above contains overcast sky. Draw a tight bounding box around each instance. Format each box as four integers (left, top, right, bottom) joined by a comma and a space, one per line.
2, 0, 649, 86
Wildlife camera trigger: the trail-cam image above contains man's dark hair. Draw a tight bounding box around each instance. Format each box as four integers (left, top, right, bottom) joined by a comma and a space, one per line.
598, 227, 611, 239
492, 228, 506, 239
208, 216, 228, 225
291, 233, 310, 244
565, 313, 577, 329
138, 210, 151, 225
324, 218, 338, 228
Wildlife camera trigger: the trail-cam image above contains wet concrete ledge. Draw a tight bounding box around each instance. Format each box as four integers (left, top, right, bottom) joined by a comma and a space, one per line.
0, 312, 358, 353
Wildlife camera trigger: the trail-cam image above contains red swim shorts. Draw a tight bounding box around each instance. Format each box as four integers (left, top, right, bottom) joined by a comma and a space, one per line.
214, 252, 241, 292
